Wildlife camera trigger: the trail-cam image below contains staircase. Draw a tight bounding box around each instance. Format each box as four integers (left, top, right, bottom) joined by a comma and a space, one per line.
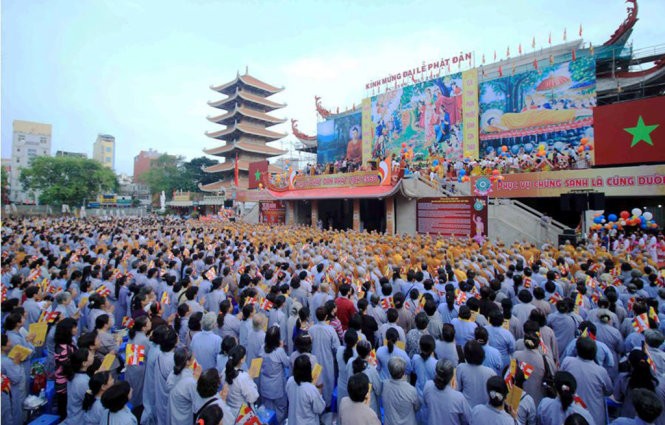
240, 202, 259, 224
488, 198, 570, 246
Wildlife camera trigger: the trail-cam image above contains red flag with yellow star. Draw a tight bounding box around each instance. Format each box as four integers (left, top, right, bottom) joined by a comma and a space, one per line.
594, 96, 665, 166
248, 160, 269, 190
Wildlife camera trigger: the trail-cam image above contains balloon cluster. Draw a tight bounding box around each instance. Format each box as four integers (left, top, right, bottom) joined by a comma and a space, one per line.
590, 208, 658, 231
576, 137, 593, 154
489, 169, 504, 183
457, 169, 470, 183
401, 143, 413, 160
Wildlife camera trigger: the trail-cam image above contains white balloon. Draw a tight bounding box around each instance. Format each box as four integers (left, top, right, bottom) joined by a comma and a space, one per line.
620, 220, 626, 226
631, 208, 642, 217
643, 212, 653, 221
601, 219, 606, 224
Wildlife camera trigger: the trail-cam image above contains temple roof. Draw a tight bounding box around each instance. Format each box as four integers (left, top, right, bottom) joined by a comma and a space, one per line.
205, 122, 287, 141
208, 90, 286, 112
207, 106, 286, 126
202, 159, 283, 174
203, 140, 287, 157
210, 73, 284, 97
199, 179, 249, 191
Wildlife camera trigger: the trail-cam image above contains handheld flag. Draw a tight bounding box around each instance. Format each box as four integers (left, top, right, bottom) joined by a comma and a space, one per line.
1, 374, 10, 394
643, 341, 657, 373
96, 285, 111, 297
205, 268, 217, 281
235, 403, 261, 425
260, 298, 274, 312
455, 291, 467, 306
380, 296, 394, 310
548, 292, 563, 304
633, 313, 649, 333
122, 316, 135, 329
523, 277, 532, 289
126, 344, 145, 366
519, 361, 534, 380
160, 292, 170, 305
649, 306, 660, 325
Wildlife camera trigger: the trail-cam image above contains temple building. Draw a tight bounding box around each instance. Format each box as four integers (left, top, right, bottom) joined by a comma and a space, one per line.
200, 71, 287, 192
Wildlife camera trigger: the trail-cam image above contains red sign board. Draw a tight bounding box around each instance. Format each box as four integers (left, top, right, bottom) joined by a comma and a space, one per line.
416, 197, 488, 238
593, 96, 665, 166
259, 201, 286, 224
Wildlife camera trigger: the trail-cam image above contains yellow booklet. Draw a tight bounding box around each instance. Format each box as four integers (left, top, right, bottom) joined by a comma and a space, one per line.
312, 363, 323, 384
8, 345, 33, 362
248, 357, 263, 379
29, 322, 48, 347
506, 385, 523, 413
98, 354, 116, 372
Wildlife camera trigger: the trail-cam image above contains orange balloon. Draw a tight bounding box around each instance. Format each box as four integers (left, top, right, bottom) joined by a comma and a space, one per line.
501, 146, 508, 152
577, 146, 584, 153
580, 137, 588, 145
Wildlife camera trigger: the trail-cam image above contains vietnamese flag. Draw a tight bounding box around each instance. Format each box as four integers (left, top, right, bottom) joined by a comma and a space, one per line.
248, 160, 269, 189
594, 96, 665, 166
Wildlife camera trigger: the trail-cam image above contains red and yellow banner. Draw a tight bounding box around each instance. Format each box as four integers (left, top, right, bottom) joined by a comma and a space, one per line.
471, 164, 665, 198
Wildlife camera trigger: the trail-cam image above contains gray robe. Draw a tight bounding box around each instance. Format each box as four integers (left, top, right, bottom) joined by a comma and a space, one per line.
382, 379, 420, 425
560, 356, 612, 425
308, 322, 340, 406
423, 382, 471, 425
285, 377, 326, 425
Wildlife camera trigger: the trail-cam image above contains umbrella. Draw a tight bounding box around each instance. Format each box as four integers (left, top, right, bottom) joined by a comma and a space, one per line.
536, 75, 571, 91
536, 75, 571, 101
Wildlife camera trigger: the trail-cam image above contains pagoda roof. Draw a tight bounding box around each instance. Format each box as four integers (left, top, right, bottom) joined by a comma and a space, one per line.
203, 140, 287, 157
210, 73, 284, 96
205, 122, 287, 141
199, 179, 249, 191
208, 90, 286, 112
207, 106, 286, 126
202, 159, 283, 174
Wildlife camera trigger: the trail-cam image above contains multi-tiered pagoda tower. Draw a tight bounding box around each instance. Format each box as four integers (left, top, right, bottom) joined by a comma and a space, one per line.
200, 71, 287, 192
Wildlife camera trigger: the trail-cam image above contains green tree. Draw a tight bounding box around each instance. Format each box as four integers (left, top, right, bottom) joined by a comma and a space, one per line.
183, 156, 219, 187
1, 166, 9, 204
142, 154, 196, 197
20, 156, 118, 206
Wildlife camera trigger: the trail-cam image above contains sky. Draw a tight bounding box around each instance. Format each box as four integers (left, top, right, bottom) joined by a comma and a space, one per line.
2, 0, 664, 175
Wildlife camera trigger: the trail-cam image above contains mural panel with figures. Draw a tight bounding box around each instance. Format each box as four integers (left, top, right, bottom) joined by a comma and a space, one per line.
316, 112, 363, 166
478, 58, 596, 169
366, 73, 465, 164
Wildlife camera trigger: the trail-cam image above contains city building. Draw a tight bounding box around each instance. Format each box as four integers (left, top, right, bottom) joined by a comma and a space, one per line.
55, 150, 87, 158
199, 70, 287, 192
10, 120, 52, 204
118, 173, 151, 205
133, 149, 162, 183
93, 134, 115, 169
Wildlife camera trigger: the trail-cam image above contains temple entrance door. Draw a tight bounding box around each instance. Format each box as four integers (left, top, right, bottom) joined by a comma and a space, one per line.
318, 199, 353, 230
360, 199, 386, 233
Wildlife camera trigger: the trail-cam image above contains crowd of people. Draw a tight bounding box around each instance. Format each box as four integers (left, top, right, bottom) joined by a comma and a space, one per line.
2, 216, 665, 425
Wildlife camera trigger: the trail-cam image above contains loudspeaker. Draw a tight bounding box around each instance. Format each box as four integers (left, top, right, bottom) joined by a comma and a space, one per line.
560, 194, 572, 212
572, 194, 587, 212
558, 234, 577, 246
588, 193, 605, 210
